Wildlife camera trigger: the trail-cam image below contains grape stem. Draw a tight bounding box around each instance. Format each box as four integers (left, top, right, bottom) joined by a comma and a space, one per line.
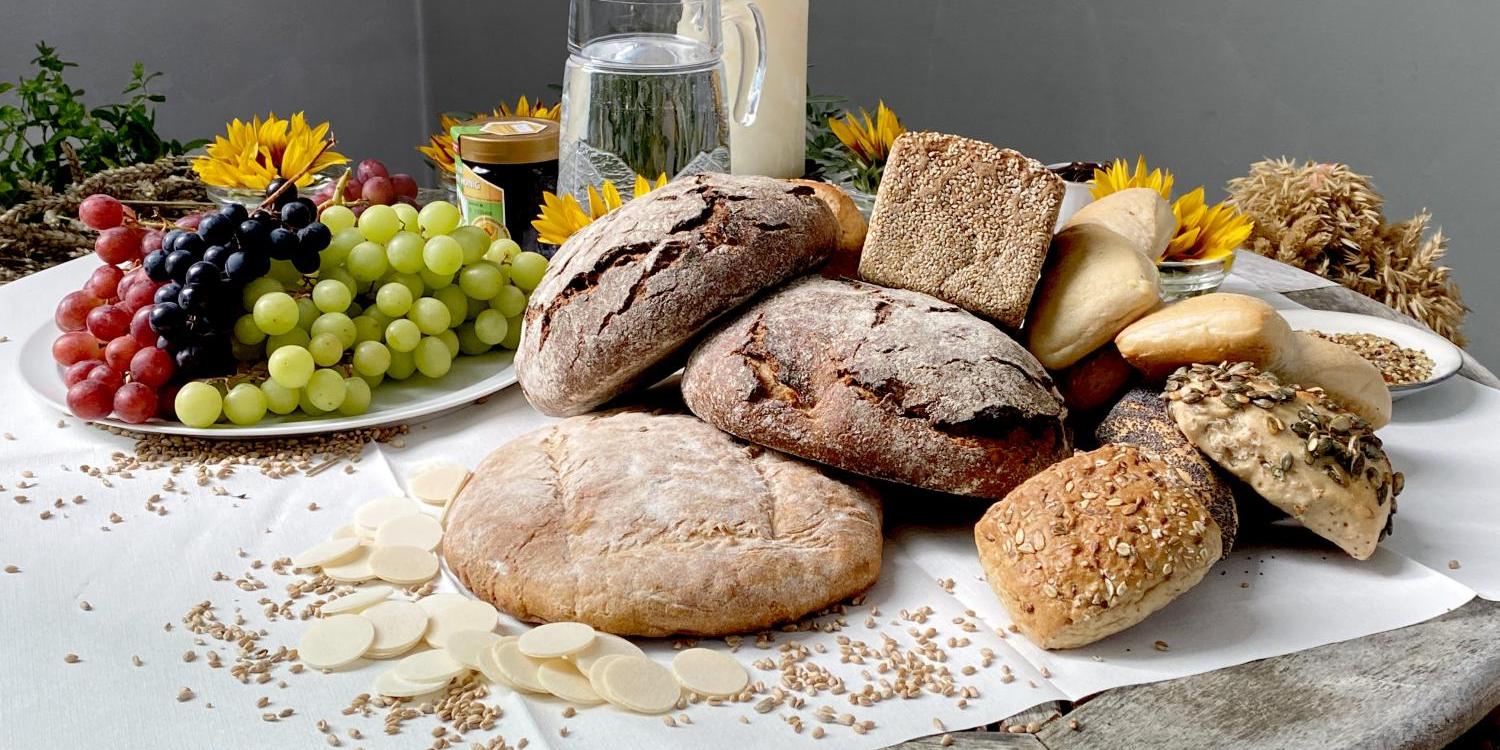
260, 138, 338, 211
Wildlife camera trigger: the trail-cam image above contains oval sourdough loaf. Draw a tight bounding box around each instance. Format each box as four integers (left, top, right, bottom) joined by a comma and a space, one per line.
975, 444, 1223, 649
857, 132, 1064, 328
681, 276, 1070, 499
516, 173, 837, 416
441, 409, 883, 637
1095, 387, 1240, 554
1164, 362, 1401, 560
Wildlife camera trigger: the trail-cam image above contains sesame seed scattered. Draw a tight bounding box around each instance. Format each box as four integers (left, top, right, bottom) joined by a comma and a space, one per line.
63, 653, 80, 663
132, 655, 143, 667
3, 565, 19, 574
1449, 559, 1461, 570
1154, 640, 1170, 652
177, 687, 195, 702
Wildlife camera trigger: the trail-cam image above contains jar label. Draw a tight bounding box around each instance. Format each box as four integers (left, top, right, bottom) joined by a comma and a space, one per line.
456, 161, 511, 240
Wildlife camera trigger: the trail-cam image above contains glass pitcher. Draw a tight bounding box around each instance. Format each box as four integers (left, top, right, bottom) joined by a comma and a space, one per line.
559, 0, 766, 202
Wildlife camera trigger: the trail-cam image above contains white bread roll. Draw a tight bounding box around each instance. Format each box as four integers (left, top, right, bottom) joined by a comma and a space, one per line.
1026, 225, 1161, 370
1279, 333, 1393, 428
1061, 187, 1176, 259
1114, 293, 1392, 427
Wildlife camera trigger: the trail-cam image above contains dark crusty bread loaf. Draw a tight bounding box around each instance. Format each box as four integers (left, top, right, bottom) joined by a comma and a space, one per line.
975, 444, 1222, 649
1095, 388, 1240, 554
858, 132, 1064, 328
516, 173, 837, 416
441, 409, 883, 637
681, 276, 1070, 499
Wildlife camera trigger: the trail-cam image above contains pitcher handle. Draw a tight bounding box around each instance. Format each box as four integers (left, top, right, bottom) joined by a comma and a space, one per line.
727, 0, 766, 127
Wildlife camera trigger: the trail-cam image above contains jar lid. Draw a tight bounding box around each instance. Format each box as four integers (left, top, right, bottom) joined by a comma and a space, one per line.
453, 117, 560, 165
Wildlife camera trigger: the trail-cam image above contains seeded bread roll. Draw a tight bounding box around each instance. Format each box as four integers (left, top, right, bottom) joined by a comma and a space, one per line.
1025, 224, 1161, 369
1114, 293, 1391, 427
516, 173, 837, 417
681, 276, 1070, 499
442, 409, 883, 637
858, 132, 1064, 328
1095, 388, 1239, 554
1164, 363, 1402, 560
975, 445, 1223, 649
1061, 187, 1176, 259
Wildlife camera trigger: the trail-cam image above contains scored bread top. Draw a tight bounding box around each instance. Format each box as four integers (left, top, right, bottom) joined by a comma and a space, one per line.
440, 409, 883, 637
975, 445, 1222, 649
858, 132, 1063, 328
682, 276, 1069, 499
516, 173, 837, 417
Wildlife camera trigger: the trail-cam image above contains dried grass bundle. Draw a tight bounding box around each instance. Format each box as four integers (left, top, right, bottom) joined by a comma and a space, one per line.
1227, 158, 1467, 345
0, 155, 207, 284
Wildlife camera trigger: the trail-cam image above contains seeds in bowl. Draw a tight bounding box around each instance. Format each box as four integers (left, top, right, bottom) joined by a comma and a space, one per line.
1307, 331, 1436, 386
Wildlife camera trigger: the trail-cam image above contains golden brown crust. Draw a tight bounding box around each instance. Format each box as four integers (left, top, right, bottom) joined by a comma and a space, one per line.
1095, 388, 1240, 553
441, 409, 883, 637
858, 132, 1063, 328
975, 445, 1222, 649
1114, 293, 1290, 380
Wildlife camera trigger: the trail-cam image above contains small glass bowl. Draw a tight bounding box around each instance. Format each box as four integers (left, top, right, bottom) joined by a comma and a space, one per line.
203, 168, 342, 209
1158, 254, 1232, 301
827, 175, 876, 219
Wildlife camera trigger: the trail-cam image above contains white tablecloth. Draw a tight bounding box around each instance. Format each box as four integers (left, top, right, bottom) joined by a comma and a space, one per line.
0, 258, 1493, 750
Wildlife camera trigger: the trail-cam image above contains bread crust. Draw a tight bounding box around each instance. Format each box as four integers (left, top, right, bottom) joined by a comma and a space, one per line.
516, 173, 837, 417
789, 179, 867, 277
975, 445, 1222, 649
858, 132, 1063, 328
441, 409, 883, 637
682, 277, 1070, 499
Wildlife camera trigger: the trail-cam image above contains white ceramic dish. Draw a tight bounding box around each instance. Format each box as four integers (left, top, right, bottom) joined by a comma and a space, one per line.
1279, 308, 1463, 399
20, 318, 517, 438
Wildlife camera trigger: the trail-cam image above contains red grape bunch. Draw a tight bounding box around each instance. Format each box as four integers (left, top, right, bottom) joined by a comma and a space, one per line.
54, 185, 330, 424
310, 158, 420, 217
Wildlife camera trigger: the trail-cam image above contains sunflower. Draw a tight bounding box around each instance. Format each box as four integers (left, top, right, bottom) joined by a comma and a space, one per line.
532, 174, 670, 246
192, 112, 347, 190
828, 101, 905, 167
496, 96, 561, 122
1166, 187, 1253, 263
1090, 155, 1174, 201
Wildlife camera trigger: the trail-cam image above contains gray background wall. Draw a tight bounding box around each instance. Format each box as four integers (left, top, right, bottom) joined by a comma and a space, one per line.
3, 0, 1496, 364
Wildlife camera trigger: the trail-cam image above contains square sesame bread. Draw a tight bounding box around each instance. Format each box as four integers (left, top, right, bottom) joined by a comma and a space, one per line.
858, 132, 1064, 328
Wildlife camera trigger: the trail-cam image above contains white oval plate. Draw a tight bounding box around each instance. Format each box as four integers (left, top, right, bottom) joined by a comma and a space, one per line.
1279, 308, 1463, 399
20, 318, 517, 438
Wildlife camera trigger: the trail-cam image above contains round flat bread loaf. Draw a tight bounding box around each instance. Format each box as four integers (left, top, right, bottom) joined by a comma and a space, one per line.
516, 174, 838, 417
975, 445, 1222, 650
681, 277, 1070, 499
441, 409, 883, 637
